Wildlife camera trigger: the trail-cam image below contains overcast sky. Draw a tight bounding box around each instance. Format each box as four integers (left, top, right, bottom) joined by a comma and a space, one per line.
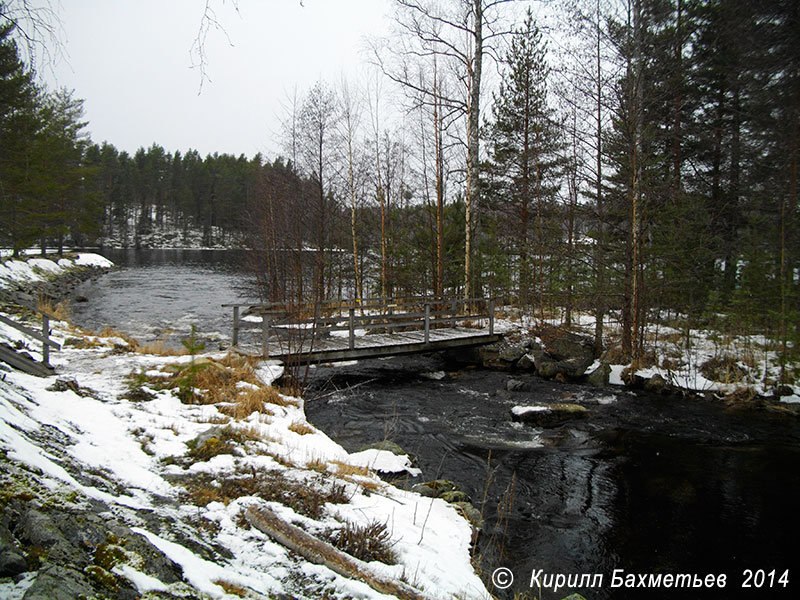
42, 0, 392, 159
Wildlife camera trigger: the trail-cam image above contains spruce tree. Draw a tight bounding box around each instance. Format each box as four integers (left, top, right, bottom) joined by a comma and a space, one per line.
484, 9, 562, 312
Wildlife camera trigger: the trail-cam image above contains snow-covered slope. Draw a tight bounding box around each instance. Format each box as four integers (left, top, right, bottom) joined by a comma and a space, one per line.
0, 256, 490, 600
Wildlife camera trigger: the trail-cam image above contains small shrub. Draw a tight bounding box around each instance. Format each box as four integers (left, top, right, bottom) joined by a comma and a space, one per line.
325, 520, 397, 564
701, 355, 748, 383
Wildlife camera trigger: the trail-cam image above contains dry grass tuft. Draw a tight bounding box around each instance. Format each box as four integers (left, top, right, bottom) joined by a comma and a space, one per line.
324, 520, 398, 565
329, 460, 371, 478
218, 393, 275, 420
306, 458, 328, 473
196, 414, 231, 425
183, 469, 348, 519
288, 421, 315, 436
213, 580, 247, 597
37, 297, 72, 322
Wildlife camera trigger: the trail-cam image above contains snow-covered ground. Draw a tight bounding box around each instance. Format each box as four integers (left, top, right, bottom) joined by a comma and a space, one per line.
0, 252, 114, 291
0, 255, 490, 600
492, 308, 800, 403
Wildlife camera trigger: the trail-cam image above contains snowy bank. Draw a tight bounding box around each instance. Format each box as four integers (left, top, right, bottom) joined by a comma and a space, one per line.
0, 252, 113, 291
0, 277, 490, 599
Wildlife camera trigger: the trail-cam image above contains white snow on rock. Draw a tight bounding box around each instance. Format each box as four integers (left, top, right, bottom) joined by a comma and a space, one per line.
347, 448, 422, 476
511, 405, 550, 417
255, 360, 284, 386
74, 252, 114, 268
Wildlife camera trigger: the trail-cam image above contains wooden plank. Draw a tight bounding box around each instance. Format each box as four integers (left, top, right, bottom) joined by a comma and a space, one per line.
0, 314, 61, 349
0, 345, 54, 377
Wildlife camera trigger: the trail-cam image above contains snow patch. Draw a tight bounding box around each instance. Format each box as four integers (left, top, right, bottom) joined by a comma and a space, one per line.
347, 448, 421, 476
511, 405, 549, 417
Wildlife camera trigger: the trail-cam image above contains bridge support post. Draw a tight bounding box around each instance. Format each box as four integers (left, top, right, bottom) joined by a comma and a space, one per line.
232, 306, 240, 347
348, 307, 355, 350
451, 299, 457, 328
42, 315, 50, 367
489, 299, 495, 335
424, 303, 430, 344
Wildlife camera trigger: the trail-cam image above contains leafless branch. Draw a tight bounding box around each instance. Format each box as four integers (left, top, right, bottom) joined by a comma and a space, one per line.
190, 0, 239, 94
0, 0, 65, 75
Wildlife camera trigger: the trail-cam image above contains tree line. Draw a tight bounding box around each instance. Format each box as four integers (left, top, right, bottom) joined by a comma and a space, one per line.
1, 0, 798, 377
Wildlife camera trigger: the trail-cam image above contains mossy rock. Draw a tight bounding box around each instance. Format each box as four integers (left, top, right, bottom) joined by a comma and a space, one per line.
440, 490, 470, 504
359, 440, 406, 456
84, 564, 119, 590
453, 501, 483, 529
586, 362, 611, 387
411, 479, 460, 498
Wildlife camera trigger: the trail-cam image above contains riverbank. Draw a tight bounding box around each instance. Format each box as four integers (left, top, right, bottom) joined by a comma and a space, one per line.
0, 256, 492, 600
466, 311, 800, 408
0, 252, 114, 306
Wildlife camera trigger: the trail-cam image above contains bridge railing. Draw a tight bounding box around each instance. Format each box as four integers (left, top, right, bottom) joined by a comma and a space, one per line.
0, 292, 61, 373
223, 296, 495, 354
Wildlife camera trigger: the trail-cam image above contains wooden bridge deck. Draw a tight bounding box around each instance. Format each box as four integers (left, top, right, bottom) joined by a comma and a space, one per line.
258, 327, 501, 364
224, 297, 502, 365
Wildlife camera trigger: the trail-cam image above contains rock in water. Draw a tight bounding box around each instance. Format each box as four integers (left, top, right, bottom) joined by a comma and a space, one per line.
511, 403, 588, 427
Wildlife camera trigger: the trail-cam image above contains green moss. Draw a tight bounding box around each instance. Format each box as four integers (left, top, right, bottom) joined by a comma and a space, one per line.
26, 545, 48, 569
84, 564, 119, 590
94, 539, 127, 571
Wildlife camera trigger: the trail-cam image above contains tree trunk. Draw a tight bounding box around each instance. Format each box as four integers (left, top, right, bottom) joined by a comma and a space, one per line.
464, 0, 483, 301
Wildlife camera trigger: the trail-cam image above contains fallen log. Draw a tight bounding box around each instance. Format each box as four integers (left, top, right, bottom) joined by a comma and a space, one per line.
245, 505, 436, 600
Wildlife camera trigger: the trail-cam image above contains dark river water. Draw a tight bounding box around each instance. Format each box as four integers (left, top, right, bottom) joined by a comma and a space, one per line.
71, 249, 800, 600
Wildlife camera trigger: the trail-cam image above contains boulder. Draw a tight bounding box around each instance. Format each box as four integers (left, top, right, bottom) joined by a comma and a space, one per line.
499, 344, 528, 363
411, 479, 460, 499
586, 362, 611, 387
517, 353, 536, 371
511, 403, 588, 427
0, 522, 27, 577
359, 440, 407, 456
453, 502, 483, 529
440, 490, 470, 504
643, 373, 668, 394
530, 326, 596, 380
22, 565, 95, 600
506, 379, 530, 392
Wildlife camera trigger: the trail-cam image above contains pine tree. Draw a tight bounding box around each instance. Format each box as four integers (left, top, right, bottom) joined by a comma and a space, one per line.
0, 21, 41, 255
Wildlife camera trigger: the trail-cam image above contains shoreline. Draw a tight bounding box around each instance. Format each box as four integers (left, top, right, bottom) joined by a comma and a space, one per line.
0, 254, 492, 600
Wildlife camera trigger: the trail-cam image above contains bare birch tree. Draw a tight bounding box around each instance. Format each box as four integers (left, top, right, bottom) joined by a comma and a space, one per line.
378, 0, 516, 299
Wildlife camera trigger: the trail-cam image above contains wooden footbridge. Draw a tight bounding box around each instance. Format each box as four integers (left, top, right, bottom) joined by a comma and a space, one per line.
223, 297, 502, 365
